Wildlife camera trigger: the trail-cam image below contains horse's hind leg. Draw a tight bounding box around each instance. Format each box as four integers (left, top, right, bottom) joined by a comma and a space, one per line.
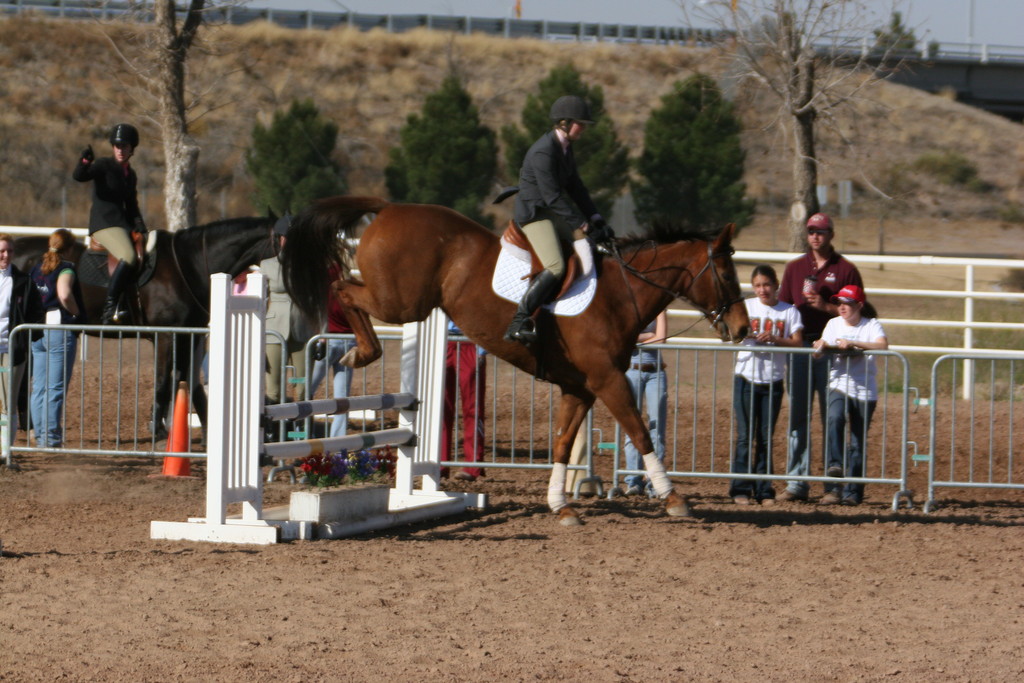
548, 389, 594, 526
331, 280, 382, 368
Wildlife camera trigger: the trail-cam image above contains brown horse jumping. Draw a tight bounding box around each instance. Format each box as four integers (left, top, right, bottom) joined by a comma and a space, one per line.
282, 196, 749, 524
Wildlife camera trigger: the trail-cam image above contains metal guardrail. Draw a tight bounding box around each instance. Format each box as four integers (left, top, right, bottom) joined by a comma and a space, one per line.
3, 0, 1024, 63
921, 353, 1024, 513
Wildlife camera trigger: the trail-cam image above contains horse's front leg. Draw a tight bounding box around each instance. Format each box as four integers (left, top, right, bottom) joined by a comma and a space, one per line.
595, 372, 691, 518
331, 279, 382, 368
548, 389, 595, 526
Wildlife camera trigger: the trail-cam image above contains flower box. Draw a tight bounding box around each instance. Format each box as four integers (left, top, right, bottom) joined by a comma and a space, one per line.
289, 484, 390, 524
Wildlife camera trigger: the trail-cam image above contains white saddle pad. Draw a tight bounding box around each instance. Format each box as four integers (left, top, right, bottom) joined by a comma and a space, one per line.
491, 237, 597, 317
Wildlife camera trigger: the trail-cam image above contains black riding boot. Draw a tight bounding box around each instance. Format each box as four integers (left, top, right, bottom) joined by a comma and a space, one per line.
504, 269, 560, 344
101, 260, 132, 324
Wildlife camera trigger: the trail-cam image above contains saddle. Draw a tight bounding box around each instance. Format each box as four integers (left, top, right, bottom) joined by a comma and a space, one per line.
80, 229, 159, 289
501, 221, 583, 300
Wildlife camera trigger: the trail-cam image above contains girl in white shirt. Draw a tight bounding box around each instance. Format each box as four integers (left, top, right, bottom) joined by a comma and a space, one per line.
812, 285, 888, 505
730, 265, 803, 505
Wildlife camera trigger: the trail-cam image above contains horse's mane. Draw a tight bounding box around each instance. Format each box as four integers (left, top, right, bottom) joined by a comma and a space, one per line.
173, 216, 277, 277
179, 216, 272, 238
615, 220, 710, 253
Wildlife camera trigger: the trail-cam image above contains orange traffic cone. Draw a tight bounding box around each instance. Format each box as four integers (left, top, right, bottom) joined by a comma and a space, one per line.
160, 381, 193, 477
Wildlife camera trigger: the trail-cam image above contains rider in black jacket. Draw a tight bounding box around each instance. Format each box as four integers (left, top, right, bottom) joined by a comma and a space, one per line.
504, 96, 613, 344
72, 123, 147, 324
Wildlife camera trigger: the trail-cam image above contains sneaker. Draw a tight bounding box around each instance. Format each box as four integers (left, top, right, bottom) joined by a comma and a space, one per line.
732, 495, 752, 505
841, 495, 861, 506
776, 489, 808, 503
759, 498, 776, 507
452, 471, 476, 482
826, 465, 844, 478
819, 491, 842, 505
621, 484, 643, 497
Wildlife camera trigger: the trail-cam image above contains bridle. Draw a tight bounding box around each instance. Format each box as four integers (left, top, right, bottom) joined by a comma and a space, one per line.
614, 240, 744, 337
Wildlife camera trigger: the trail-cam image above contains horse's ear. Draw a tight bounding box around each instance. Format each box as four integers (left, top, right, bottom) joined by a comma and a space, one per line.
714, 223, 737, 249
268, 207, 278, 222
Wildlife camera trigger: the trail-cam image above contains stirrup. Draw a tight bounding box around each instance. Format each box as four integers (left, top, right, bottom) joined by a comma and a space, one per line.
504, 316, 537, 344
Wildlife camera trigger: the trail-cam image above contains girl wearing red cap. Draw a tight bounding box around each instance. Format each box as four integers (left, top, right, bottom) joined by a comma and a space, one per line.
811, 284, 887, 505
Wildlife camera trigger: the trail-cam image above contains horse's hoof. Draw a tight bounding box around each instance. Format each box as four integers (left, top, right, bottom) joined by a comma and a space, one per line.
664, 491, 692, 518
557, 507, 583, 526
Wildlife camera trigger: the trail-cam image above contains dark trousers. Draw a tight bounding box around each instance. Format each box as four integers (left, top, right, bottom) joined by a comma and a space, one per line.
824, 390, 877, 502
729, 375, 784, 500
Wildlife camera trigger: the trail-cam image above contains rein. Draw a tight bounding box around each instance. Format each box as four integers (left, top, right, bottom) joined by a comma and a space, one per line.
614, 241, 743, 337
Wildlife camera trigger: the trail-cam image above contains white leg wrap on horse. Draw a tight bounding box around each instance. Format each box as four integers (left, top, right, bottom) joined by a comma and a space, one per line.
643, 452, 674, 498
548, 463, 569, 512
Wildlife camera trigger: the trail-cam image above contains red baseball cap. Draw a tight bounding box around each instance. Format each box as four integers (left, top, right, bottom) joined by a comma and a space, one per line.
831, 284, 865, 305
806, 213, 833, 231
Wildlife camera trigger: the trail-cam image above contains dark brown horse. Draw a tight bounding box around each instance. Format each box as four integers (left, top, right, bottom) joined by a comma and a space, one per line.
282, 196, 749, 524
14, 217, 278, 439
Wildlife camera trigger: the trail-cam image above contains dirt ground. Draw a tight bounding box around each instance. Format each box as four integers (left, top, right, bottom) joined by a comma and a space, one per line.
2, 447, 1023, 682
2, 220, 1023, 682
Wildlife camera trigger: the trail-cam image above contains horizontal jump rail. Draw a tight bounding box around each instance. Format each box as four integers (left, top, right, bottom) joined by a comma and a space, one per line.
263, 392, 418, 421
262, 427, 415, 460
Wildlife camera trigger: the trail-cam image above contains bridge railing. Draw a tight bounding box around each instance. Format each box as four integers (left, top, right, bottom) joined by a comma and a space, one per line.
5, 0, 1024, 62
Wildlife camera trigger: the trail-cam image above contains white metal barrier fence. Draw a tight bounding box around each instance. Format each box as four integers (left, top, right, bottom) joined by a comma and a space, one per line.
921, 353, 1024, 513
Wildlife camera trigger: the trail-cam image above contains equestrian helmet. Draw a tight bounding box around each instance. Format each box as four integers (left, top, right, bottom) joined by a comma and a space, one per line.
549, 96, 594, 124
109, 123, 140, 148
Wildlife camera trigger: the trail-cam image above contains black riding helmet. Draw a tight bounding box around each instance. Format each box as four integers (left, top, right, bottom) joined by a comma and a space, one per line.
109, 123, 140, 148
549, 95, 594, 125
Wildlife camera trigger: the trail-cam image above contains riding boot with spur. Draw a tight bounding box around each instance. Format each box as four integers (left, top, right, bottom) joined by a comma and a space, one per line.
504, 269, 559, 344
101, 260, 132, 324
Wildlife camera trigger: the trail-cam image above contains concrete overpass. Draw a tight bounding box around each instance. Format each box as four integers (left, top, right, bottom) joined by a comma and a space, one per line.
4, 1, 1023, 119
869, 45, 1024, 121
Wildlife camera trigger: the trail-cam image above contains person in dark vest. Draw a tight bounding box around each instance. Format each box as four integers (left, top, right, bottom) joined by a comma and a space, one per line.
29, 229, 86, 448
504, 95, 614, 344
72, 122, 147, 324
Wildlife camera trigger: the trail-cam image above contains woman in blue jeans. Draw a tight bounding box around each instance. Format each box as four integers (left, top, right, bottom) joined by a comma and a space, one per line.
29, 229, 85, 448
729, 265, 803, 505
621, 311, 668, 496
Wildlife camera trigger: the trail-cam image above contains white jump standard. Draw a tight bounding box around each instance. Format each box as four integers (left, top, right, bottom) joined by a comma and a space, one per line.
150, 272, 486, 545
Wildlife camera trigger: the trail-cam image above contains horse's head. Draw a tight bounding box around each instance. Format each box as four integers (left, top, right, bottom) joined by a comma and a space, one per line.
692, 223, 749, 342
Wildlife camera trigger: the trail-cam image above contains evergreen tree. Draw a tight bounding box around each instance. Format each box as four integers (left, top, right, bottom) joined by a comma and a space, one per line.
385, 74, 497, 227
873, 11, 918, 52
500, 64, 628, 219
632, 74, 754, 236
246, 98, 346, 215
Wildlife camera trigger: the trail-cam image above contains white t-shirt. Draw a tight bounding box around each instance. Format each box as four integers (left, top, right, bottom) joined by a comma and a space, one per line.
820, 316, 887, 401
0, 267, 12, 354
734, 298, 803, 383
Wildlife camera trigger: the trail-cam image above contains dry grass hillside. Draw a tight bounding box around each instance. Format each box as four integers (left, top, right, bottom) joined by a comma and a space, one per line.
1, 14, 1023, 262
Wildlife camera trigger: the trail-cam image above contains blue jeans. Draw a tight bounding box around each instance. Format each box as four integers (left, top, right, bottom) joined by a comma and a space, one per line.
785, 343, 829, 495
30, 329, 78, 447
729, 376, 783, 500
623, 366, 667, 489
824, 390, 876, 503
308, 338, 354, 438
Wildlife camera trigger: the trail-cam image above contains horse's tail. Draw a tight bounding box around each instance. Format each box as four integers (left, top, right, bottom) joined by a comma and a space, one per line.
283, 195, 390, 328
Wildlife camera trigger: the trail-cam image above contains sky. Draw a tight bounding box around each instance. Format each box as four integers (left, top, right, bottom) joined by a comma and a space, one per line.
241, 0, 1024, 47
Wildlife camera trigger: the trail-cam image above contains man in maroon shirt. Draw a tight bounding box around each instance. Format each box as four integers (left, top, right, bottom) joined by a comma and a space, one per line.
776, 213, 863, 502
